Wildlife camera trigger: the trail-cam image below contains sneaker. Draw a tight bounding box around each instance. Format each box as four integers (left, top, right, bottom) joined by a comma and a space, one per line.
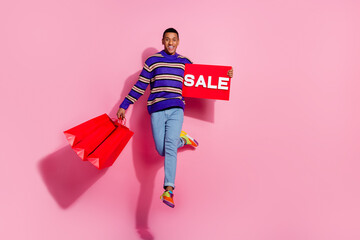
160, 190, 175, 208
180, 131, 199, 147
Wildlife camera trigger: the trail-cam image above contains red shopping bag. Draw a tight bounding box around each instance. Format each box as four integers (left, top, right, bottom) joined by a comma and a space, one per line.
63, 114, 133, 169
71, 120, 116, 160
87, 120, 134, 169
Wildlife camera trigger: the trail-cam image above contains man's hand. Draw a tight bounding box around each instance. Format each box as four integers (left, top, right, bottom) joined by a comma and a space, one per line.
227, 68, 233, 78
117, 108, 126, 120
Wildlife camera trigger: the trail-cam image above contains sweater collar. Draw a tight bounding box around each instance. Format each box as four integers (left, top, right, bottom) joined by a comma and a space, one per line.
160, 50, 179, 59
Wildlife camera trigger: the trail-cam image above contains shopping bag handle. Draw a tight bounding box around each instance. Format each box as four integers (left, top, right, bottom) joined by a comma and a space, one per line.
112, 117, 127, 126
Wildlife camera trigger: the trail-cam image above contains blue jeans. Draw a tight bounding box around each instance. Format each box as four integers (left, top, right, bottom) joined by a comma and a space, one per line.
150, 108, 184, 189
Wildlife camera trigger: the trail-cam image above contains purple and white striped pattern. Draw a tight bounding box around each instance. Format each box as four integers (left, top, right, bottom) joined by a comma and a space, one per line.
120, 50, 192, 114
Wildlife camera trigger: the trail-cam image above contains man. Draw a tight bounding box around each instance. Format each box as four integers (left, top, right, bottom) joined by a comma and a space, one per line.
117, 28, 233, 208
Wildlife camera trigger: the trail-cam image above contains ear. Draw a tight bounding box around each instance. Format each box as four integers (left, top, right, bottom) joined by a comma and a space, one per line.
162, 38, 165, 45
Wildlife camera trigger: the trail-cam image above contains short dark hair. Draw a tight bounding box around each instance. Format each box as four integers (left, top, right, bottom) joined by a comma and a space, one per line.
163, 28, 179, 39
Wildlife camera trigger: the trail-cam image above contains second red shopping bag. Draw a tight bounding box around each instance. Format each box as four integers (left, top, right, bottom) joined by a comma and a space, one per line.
87, 120, 134, 169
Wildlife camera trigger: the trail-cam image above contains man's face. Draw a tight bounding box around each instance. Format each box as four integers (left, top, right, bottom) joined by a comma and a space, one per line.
162, 32, 179, 55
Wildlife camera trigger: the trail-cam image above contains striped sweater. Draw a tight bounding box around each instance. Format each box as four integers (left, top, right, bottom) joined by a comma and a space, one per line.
120, 50, 192, 114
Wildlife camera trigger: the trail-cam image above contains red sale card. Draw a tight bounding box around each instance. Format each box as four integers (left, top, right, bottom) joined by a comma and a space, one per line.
182, 64, 232, 100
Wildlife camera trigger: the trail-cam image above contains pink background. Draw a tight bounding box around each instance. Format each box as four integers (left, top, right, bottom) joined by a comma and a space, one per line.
1, 0, 360, 239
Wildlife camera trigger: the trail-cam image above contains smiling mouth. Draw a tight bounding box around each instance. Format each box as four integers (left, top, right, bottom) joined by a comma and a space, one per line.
168, 46, 174, 50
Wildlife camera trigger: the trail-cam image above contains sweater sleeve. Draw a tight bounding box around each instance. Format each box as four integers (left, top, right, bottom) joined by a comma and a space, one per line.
119, 60, 154, 109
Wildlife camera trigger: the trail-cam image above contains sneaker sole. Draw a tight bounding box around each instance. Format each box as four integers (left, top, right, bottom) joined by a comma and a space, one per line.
160, 196, 175, 208
163, 200, 175, 208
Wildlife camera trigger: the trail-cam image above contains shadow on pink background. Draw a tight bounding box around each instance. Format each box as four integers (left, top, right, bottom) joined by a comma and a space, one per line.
184, 97, 215, 123
108, 48, 199, 240
110, 47, 160, 240
38, 147, 108, 209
